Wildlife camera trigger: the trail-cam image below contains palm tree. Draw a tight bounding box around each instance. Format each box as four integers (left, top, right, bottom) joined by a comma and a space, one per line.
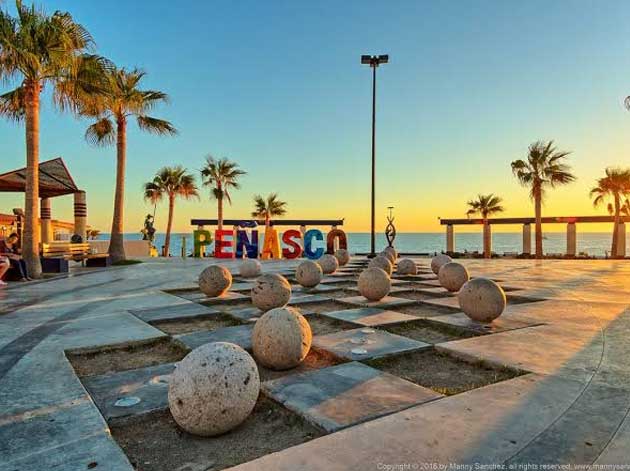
0, 1, 109, 277
466, 194, 505, 258
144, 166, 198, 256
511, 141, 575, 259
83, 67, 176, 263
200, 156, 246, 231
252, 193, 288, 228
590, 168, 630, 258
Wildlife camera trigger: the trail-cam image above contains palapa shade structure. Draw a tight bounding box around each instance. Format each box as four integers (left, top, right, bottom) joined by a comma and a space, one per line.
0, 158, 87, 242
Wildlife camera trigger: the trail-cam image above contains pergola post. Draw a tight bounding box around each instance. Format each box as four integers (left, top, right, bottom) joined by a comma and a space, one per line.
446, 224, 454, 253
41, 197, 52, 244
483, 222, 492, 258
616, 223, 626, 258
522, 223, 531, 255
73, 191, 87, 241
566, 222, 576, 257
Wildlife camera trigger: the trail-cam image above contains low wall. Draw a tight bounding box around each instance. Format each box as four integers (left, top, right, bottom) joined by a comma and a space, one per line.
89, 240, 151, 257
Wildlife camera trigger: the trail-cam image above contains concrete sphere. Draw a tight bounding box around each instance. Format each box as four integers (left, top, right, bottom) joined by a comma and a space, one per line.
198, 265, 232, 297
382, 247, 397, 263
458, 278, 506, 323
239, 259, 262, 278
396, 258, 417, 276
319, 254, 339, 274
431, 254, 453, 275
358, 267, 391, 301
295, 260, 323, 288
168, 342, 260, 437
251, 273, 292, 312
334, 248, 350, 266
368, 255, 393, 277
438, 262, 470, 292
252, 307, 312, 370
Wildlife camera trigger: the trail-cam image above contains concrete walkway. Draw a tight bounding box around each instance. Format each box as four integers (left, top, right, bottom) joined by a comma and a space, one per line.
1, 258, 630, 470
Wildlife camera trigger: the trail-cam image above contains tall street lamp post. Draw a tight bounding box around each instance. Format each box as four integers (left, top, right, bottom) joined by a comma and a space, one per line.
361, 54, 388, 258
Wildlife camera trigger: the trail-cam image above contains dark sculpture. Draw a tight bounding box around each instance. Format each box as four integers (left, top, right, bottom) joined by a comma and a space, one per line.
385, 206, 396, 248
141, 214, 156, 244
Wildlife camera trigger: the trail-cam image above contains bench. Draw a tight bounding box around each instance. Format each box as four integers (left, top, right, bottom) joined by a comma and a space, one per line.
41, 242, 110, 273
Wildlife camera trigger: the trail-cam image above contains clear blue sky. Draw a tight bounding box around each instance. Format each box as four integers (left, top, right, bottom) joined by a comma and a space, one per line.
2, 0, 630, 233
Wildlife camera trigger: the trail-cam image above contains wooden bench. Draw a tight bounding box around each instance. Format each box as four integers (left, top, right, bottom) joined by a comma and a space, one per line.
41, 242, 110, 273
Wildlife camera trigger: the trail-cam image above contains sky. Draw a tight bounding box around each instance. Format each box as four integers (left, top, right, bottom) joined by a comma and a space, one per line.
1, 0, 630, 234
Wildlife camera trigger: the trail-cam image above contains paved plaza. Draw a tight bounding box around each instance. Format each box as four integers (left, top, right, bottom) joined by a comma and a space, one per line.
2, 257, 630, 470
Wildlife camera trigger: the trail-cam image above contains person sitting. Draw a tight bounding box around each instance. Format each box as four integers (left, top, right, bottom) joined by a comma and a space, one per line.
0, 233, 30, 281
0, 256, 9, 286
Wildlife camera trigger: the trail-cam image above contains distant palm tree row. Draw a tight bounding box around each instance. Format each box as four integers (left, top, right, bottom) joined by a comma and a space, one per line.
467, 140, 630, 259
143, 157, 287, 256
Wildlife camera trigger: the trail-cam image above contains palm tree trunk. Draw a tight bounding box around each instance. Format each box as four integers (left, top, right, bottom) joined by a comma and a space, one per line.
534, 186, 543, 259
23, 81, 42, 278
612, 195, 620, 258
164, 194, 175, 257
483, 217, 490, 259
217, 192, 223, 232
109, 116, 127, 263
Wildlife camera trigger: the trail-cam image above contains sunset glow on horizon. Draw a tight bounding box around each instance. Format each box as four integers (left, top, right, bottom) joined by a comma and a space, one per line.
2, 0, 630, 234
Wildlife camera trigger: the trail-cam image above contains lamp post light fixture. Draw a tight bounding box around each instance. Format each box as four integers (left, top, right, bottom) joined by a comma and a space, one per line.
361, 54, 389, 258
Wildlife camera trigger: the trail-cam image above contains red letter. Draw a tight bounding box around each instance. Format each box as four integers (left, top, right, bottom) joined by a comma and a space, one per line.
282, 229, 302, 259
214, 229, 235, 258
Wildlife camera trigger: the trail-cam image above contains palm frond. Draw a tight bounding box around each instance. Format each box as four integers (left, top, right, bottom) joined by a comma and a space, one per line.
137, 115, 177, 135
85, 117, 115, 146
0, 86, 25, 121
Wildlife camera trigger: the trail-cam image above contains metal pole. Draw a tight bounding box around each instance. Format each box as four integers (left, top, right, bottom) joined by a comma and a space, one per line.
370, 64, 377, 258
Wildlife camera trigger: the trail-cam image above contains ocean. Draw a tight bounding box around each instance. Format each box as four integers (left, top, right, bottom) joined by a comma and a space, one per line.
97, 232, 622, 258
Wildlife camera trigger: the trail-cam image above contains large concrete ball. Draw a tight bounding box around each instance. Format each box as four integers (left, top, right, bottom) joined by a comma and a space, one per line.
295, 260, 323, 288
368, 255, 393, 277
198, 265, 232, 297
168, 342, 260, 437
457, 278, 506, 323
396, 258, 417, 276
252, 307, 312, 370
438, 262, 470, 292
319, 254, 339, 274
431, 254, 453, 275
239, 259, 262, 278
334, 249, 350, 266
382, 247, 397, 263
251, 274, 292, 312
358, 267, 391, 301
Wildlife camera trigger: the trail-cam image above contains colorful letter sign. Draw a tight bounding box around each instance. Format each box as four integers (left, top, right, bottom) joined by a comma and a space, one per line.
236, 230, 259, 258
192, 225, 346, 261
193, 229, 213, 257
303, 229, 325, 260
326, 228, 348, 254
261, 227, 281, 259
282, 229, 302, 259
214, 229, 235, 258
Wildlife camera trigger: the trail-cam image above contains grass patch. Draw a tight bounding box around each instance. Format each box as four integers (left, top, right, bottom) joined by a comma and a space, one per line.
152, 313, 243, 335
110, 397, 323, 471
67, 338, 189, 377
365, 349, 522, 396
383, 319, 476, 344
